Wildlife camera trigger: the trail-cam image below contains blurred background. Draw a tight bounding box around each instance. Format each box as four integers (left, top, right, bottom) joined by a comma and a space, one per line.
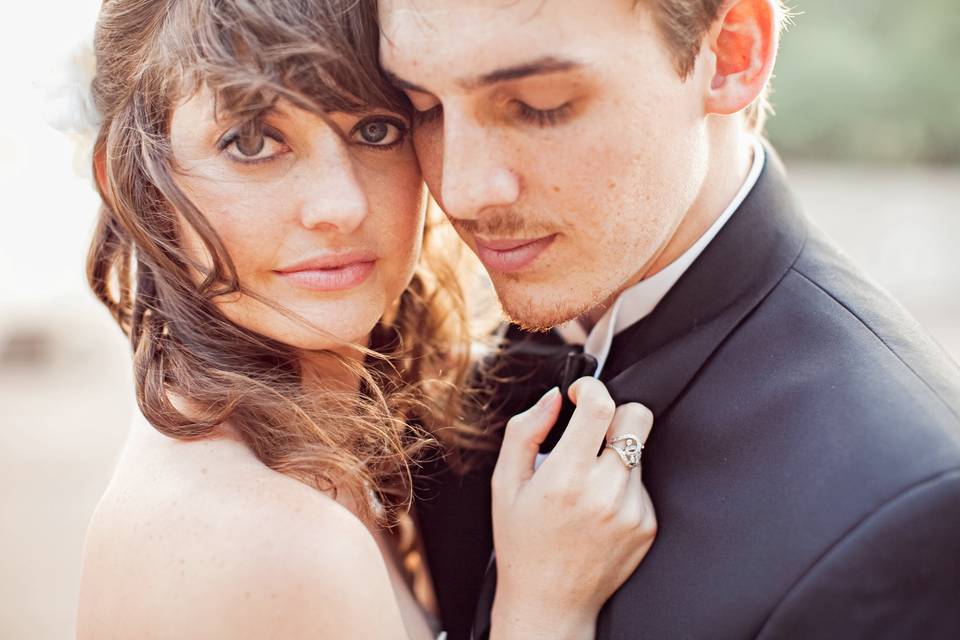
1, 0, 957, 637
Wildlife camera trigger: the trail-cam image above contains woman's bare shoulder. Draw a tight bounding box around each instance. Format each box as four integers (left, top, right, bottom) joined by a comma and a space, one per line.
78, 419, 407, 639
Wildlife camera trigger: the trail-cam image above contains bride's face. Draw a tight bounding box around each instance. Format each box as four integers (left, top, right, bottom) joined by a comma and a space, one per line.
169, 90, 425, 351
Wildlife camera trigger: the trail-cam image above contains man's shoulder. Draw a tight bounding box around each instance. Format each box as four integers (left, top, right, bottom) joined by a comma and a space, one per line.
675, 220, 960, 525
695, 226, 960, 520
604, 232, 960, 635
754, 225, 960, 433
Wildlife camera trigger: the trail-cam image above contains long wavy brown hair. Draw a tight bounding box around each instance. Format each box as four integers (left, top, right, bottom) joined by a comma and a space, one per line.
87, 0, 489, 526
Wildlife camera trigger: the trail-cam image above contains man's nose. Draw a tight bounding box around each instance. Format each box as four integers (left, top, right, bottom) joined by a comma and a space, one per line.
297, 136, 369, 234
439, 115, 520, 223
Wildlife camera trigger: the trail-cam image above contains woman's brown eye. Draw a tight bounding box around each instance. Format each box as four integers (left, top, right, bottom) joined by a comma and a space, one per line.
220, 122, 289, 164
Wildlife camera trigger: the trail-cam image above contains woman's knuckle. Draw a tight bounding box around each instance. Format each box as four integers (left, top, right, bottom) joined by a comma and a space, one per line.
554, 488, 578, 509
632, 513, 650, 535
621, 402, 653, 426
586, 492, 617, 521
638, 511, 658, 538
614, 503, 639, 528
583, 395, 615, 422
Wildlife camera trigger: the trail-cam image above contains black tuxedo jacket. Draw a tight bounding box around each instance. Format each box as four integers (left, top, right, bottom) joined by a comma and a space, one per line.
414, 150, 960, 639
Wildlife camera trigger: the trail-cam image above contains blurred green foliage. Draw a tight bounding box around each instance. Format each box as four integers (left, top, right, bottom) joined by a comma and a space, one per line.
767, 0, 960, 164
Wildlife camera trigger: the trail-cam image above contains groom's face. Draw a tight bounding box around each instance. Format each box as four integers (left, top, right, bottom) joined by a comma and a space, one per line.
380, 0, 713, 329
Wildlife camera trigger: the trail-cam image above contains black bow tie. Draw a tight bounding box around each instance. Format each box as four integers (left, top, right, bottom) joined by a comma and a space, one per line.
484, 335, 598, 454
543, 350, 599, 452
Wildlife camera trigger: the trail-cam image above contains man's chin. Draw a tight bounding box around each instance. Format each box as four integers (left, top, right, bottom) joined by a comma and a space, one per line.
495, 283, 598, 332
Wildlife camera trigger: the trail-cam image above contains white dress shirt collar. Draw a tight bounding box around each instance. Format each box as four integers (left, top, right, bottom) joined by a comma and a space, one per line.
555, 137, 766, 378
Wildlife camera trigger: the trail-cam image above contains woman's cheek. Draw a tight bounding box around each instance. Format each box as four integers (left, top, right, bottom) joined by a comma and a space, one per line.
382, 186, 427, 297
208, 188, 289, 269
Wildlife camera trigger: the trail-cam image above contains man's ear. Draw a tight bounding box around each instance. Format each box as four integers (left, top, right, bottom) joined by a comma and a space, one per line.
704, 0, 779, 116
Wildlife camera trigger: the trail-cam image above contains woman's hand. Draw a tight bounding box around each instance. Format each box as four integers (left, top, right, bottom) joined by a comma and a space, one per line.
490, 378, 657, 640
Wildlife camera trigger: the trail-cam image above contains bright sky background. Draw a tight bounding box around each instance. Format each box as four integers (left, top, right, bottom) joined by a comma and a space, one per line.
0, 1, 101, 308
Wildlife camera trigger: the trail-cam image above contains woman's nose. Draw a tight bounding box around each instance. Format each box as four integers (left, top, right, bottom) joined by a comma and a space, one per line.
297, 137, 369, 234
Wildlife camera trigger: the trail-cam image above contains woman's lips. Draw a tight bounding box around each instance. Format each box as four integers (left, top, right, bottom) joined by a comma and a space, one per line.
474, 235, 556, 273
275, 256, 376, 292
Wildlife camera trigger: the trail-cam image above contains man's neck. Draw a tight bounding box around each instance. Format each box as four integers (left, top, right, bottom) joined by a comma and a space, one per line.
580, 125, 756, 332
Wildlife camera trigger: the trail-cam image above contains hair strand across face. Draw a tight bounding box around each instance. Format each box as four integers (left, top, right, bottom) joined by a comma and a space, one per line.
88, 0, 495, 526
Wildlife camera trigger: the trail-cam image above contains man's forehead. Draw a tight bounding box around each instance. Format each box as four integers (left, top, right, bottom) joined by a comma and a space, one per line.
379, 0, 548, 33
379, 0, 622, 89
380, 0, 558, 56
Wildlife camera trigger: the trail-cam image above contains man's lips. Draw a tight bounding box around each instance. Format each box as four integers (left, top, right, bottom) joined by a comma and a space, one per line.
274, 251, 376, 292
473, 234, 557, 273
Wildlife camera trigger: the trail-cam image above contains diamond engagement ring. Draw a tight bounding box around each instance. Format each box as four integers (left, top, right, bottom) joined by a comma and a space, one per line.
605, 434, 643, 469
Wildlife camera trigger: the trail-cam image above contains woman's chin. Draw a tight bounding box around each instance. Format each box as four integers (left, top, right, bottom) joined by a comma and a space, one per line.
269, 320, 376, 353
219, 292, 387, 353
273, 310, 382, 353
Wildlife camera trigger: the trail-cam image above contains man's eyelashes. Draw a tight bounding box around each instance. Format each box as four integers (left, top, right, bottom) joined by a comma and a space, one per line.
513, 102, 573, 128
411, 101, 574, 129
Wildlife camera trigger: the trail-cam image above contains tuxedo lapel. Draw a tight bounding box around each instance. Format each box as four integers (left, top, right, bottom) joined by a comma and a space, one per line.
604, 148, 808, 414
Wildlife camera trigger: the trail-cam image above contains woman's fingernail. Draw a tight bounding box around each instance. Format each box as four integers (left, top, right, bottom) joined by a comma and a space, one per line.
538, 386, 560, 408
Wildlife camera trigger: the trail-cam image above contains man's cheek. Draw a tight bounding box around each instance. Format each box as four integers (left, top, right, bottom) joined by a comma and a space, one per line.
413, 127, 442, 169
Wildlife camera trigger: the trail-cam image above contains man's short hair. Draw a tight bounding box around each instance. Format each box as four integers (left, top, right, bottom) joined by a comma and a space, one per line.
638, 0, 791, 130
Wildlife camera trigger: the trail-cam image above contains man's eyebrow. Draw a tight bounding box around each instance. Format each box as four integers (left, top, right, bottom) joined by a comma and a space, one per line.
383, 56, 584, 95
468, 56, 583, 89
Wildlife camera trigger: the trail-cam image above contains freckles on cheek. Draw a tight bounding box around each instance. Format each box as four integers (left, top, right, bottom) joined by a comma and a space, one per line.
368, 170, 426, 257
186, 192, 283, 280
